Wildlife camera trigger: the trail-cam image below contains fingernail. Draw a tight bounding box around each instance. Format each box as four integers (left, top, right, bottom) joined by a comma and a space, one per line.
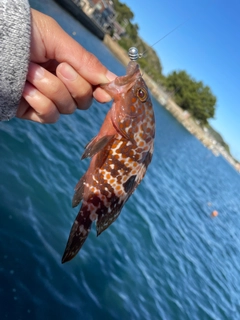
106, 70, 116, 82
98, 70, 116, 84
101, 91, 112, 101
59, 63, 78, 81
28, 62, 44, 81
34, 66, 44, 80
23, 82, 37, 97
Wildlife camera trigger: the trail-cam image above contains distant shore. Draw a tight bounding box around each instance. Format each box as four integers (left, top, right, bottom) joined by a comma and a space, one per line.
103, 35, 240, 172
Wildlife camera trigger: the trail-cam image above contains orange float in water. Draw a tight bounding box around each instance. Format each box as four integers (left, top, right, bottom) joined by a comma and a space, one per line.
211, 210, 218, 217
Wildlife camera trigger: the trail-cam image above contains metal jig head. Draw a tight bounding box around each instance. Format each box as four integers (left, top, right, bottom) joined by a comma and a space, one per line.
128, 47, 143, 61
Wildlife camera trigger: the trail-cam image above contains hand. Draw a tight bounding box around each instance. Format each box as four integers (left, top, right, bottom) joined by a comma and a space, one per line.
17, 9, 116, 123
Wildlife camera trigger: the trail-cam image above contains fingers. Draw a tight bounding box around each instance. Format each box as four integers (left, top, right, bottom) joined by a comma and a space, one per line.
56, 63, 92, 110
27, 62, 77, 114
56, 63, 112, 107
16, 61, 77, 123
19, 9, 118, 124
17, 62, 101, 123
31, 9, 116, 86
17, 84, 60, 123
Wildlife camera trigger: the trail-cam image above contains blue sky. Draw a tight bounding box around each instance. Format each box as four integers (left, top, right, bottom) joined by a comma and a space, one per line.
124, 0, 240, 161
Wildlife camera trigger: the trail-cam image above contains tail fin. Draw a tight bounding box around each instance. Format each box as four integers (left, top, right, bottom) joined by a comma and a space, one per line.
62, 206, 92, 263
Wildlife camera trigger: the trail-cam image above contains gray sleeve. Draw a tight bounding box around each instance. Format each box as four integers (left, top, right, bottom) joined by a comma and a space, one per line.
0, 0, 31, 121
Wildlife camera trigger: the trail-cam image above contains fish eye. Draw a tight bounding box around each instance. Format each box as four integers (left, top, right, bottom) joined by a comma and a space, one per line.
136, 87, 148, 102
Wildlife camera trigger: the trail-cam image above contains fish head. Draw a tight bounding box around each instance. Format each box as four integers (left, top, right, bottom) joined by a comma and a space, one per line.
101, 61, 150, 109
101, 61, 154, 141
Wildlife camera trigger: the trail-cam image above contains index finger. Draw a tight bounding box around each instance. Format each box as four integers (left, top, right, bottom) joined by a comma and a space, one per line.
30, 9, 116, 86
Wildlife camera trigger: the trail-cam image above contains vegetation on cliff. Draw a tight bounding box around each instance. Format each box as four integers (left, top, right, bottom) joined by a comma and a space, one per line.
163, 70, 217, 126
207, 126, 230, 154
111, 0, 163, 84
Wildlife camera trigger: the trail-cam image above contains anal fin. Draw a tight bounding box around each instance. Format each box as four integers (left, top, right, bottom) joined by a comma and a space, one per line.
72, 174, 86, 208
62, 206, 92, 263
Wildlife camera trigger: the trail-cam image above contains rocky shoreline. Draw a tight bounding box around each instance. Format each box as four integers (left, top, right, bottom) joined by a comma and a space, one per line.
103, 35, 240, 172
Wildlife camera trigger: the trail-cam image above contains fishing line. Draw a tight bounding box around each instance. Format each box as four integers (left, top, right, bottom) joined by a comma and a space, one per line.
128, 19, 190, 61
139, 20, 188, 58
128, 20, 187, 62
130, 1, 214, 60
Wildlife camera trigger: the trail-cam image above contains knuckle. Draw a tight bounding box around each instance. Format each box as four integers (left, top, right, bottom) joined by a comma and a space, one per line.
71, 82, 93, 110
49, 78, 62, 96
82, 52, 100, 71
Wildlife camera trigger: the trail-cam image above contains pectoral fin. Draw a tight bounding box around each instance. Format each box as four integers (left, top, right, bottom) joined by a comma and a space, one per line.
81, 135, 115, 159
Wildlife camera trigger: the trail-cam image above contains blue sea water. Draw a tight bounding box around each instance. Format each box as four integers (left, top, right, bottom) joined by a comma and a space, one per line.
1, 0, 240, 319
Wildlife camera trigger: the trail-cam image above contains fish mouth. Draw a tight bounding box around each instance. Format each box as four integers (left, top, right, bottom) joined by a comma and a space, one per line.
126, 61, 139, 76
100, 61, 141, 97
112, 61, 140, 88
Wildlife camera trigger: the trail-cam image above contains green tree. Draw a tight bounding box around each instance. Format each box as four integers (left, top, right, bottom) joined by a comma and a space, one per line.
112, 0, 134, 23
164, 71, 217, 125
125, 22, 139, 42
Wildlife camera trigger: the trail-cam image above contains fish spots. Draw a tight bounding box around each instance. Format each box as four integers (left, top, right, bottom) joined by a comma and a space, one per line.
114, 186, 124, 197
112, 141, 118, 148
90, 212, 98, 221
131, 105, 136, 113
126, 141, 132, 147
79, 224, 88, 236
89, 194, 102, 206
124, 119, 131, 127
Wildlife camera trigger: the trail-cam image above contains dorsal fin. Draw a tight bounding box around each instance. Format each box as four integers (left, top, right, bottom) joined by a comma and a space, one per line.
81, 135, 115, 160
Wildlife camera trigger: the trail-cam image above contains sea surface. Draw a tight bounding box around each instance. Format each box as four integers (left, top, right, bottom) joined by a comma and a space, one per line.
1, 1, 240, 319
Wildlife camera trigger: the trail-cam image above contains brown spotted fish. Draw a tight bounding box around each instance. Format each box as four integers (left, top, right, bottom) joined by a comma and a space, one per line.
62, 61, 155, 263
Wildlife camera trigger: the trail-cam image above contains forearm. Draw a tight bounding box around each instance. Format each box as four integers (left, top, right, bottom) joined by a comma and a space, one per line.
0, 0, 31, 121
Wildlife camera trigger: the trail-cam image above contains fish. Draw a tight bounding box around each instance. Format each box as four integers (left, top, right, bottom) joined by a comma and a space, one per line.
62, 60, 155, 263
